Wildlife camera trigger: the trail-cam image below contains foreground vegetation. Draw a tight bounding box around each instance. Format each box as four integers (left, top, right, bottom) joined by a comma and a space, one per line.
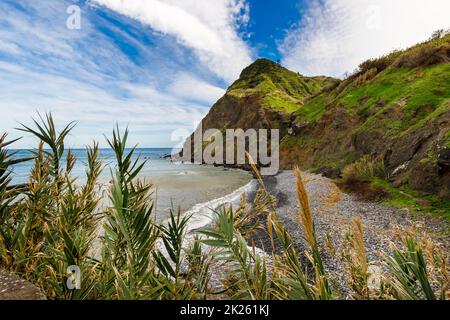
0, 115, 448, 300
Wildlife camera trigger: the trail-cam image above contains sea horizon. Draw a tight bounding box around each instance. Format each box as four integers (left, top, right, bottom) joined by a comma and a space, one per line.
8, 147, 253, 221
9, 147, 179, 151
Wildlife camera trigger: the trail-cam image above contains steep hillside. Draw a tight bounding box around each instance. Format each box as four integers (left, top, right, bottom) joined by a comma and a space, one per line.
198, 58, 336, 136
281, 34, 450, 199
187, 34, 450, 201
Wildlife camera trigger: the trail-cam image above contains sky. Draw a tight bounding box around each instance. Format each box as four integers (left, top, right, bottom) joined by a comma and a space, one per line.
0, 0, 448, 148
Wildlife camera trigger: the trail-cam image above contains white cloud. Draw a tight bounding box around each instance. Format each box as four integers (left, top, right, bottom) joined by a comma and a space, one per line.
0, 0, 228, 148
168, 73, 225, 103
91, 0, 253, 82
280, 0, 450, 78
0, 61, 208, 148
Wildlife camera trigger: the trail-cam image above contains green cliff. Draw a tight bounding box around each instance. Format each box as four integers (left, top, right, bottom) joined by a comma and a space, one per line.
192, 34, 450, 203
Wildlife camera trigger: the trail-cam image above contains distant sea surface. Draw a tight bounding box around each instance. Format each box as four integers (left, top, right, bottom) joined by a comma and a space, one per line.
9, 148, 253, 221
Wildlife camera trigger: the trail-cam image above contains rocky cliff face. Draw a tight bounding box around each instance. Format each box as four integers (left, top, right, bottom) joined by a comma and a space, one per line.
186, 35, 450, 199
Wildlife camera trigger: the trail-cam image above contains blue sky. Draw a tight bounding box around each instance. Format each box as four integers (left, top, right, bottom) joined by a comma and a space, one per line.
0, 0, 448, 148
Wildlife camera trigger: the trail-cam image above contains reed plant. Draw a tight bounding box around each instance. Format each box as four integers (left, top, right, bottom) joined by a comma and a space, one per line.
0, 114, 210, 300
294, 167, 332, 298
384, 228, 448, 300
342, 218, 370, 299
198, 207, 272, 300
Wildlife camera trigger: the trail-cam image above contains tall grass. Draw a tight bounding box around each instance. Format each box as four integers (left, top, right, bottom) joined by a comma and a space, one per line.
294, 167, 333, 298
198, 207, 272, 299
342, 218, 370, 299
385, 228, 448, 300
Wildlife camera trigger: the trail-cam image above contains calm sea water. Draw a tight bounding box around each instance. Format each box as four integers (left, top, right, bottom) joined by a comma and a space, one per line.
9, 148, 253, 221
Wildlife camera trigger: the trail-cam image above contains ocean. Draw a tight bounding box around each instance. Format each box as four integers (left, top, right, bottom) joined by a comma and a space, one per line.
9, 148, 254, 222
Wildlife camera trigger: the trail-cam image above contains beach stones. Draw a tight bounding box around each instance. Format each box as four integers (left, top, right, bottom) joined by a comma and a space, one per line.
0, 268, 46, 300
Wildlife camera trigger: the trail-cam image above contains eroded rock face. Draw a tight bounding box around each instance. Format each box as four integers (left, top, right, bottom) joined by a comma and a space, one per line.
438, 148, 450, 171
201, 95, 289, 134
202, 85, 449, 199
279, 103, 450, 198
0, 269, 45, 300
387, 132, 433, 169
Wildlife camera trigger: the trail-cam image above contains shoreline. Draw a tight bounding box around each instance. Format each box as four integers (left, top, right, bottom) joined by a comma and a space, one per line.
90, 165, 254, 259
184, 169, 449, 297
183, 178, 259, 233
247, 170, 450, 296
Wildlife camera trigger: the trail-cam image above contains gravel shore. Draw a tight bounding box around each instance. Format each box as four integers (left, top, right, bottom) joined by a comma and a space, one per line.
245, 170, 449, 297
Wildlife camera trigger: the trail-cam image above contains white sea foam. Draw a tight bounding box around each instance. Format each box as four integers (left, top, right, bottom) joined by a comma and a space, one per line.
184, 179, 259, 233
179, 178, 272, 272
